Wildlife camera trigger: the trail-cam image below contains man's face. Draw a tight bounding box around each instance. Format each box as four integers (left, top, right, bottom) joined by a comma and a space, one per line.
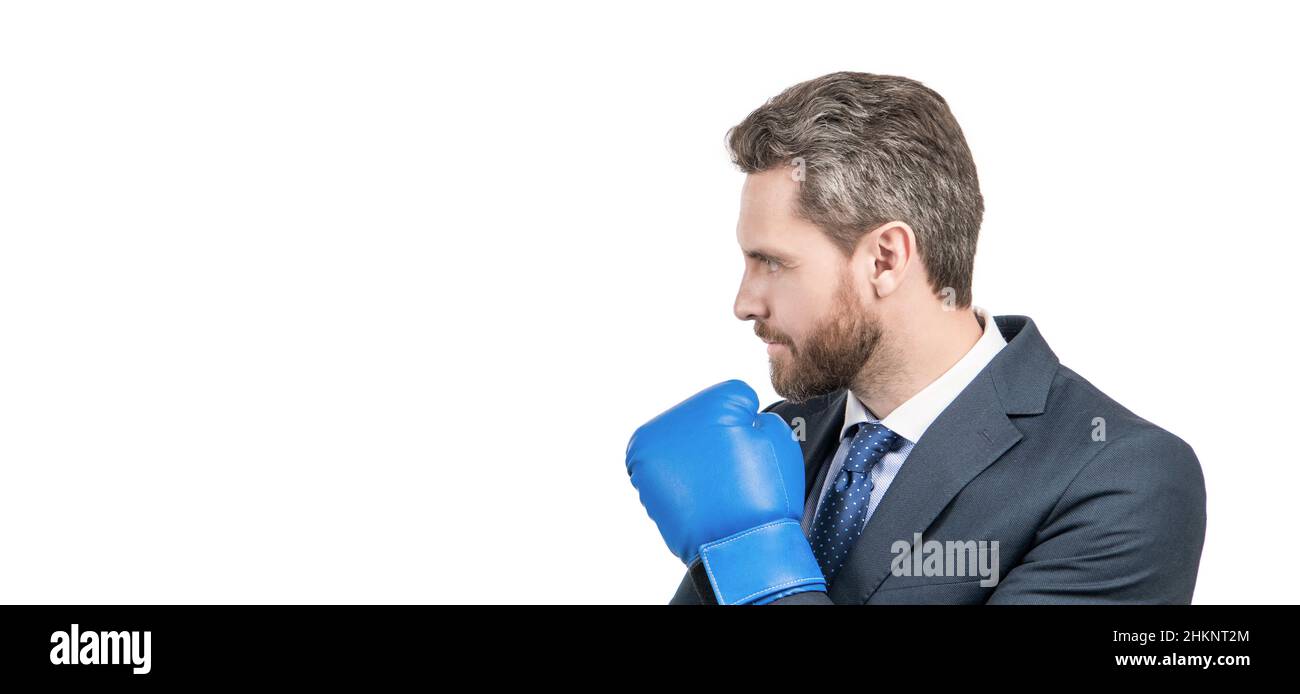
733, 168, 883, 403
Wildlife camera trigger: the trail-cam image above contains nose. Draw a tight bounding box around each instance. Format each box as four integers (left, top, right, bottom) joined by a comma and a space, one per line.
733, 271, 768, 322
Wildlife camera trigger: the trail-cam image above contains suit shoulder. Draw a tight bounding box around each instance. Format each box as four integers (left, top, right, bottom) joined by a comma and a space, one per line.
1049, 364, 1190, 444
1048, 364, 1203, 496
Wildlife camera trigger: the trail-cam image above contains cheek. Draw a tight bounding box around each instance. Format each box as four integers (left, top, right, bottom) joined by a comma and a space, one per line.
773, 285, 824, 342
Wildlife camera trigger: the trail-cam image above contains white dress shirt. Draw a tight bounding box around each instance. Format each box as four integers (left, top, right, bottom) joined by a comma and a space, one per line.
802, 307, 1008, 535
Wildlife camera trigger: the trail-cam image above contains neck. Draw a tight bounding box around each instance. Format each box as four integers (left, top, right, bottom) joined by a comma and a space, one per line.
852, 305, 985, 419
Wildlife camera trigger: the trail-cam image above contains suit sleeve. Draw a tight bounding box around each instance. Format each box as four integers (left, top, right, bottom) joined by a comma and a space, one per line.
766, 589, 835, 604
986, 427, 1207, 604
669, 561, 835, 604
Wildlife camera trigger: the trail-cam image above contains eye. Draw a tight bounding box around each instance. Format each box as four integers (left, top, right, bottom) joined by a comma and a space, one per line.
765, 258, 781, 272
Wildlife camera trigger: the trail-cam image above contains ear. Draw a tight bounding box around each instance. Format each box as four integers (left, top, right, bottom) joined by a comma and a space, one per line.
855, 220, 917, 299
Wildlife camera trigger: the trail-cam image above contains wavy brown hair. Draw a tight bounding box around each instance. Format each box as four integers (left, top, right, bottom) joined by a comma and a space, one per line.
726, 72, 984, 308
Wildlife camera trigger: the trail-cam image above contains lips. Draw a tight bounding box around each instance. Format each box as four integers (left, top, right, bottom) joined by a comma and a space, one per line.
755, 324, 790, 350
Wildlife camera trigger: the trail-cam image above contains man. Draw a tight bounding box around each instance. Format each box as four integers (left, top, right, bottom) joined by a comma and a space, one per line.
624, 71, 1207, 605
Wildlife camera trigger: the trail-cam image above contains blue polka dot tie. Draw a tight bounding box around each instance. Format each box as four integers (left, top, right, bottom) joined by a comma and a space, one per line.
810, 421, 903, 583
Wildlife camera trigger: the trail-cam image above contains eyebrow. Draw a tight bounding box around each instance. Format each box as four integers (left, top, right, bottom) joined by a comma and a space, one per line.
743, 249, 789, 264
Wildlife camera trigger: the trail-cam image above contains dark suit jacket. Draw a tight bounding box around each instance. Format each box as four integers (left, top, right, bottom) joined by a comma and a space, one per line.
670, 315, 1207, 604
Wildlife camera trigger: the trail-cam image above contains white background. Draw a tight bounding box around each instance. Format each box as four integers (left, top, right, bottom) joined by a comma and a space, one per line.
1, 1, 1295, 604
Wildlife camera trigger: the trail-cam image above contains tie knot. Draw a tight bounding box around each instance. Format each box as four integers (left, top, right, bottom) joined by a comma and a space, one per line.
841, 421, 901, 473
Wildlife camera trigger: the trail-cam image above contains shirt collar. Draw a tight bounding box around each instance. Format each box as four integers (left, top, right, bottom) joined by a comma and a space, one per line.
840, 306, 1007, 444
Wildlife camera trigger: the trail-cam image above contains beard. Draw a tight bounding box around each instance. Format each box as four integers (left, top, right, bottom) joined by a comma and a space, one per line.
759, 270, 885, 404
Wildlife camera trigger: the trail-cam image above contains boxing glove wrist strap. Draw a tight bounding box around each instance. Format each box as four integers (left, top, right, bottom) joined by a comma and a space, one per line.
697, 518, 827, 605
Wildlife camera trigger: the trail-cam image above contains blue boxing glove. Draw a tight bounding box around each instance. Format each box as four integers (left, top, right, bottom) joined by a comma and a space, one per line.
625, 380, 826, 605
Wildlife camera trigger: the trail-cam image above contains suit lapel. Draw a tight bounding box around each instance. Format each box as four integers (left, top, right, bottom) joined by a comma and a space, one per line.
802, 450, 835, 525
826, 369, 1023, 603
794, 390, 848, 518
